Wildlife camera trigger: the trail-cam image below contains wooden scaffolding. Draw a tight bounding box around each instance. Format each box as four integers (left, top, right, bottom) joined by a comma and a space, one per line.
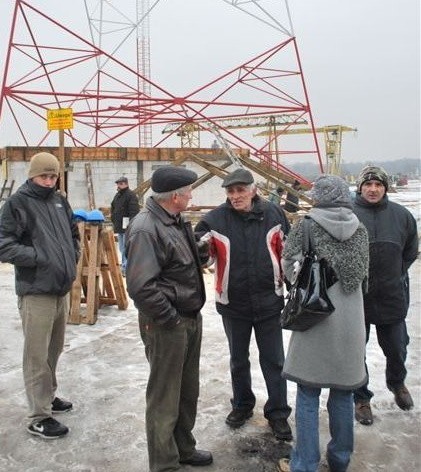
69, 222, 128, 325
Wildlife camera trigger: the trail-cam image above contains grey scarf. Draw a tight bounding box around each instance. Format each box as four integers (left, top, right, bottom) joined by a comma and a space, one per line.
283, 218, 369, 294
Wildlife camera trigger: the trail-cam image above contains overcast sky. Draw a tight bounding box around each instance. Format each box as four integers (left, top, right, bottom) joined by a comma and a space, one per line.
0, 0, 419, 164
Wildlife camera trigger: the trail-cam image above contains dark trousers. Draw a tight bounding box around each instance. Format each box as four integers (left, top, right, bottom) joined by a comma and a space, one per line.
222, 315, 291, 420
140, 315, 202, 472
354, 320, 409, 403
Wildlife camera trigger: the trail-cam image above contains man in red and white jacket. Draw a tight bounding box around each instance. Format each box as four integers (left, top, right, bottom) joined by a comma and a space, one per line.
195, 168, 292, 441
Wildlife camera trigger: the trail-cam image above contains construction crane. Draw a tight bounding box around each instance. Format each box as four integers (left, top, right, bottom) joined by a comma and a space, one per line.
255, 125, 357, 175
161, 114, 309, 148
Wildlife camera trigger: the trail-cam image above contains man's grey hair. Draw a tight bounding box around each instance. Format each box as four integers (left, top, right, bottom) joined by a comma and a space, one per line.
151, 184, 192, 202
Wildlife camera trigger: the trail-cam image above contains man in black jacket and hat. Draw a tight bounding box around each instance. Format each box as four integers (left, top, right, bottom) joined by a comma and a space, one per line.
110, 176, 139, 276
195, 168, 292, 441
125, 166, 212, 472
353, 165, 418, 426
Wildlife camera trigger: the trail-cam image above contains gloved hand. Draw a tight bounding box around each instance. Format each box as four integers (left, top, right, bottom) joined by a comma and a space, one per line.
197, 239, 210, 259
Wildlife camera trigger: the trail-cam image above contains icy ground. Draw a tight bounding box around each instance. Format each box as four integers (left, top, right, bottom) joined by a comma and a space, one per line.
0, 183, 420, 472
0, 263, 419, 472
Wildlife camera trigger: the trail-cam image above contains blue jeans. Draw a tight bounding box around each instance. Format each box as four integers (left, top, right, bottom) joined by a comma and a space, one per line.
354, 321, 409, 403
117, 233, 127, 272
291, 385, 354, 472
222, 315, 291, 420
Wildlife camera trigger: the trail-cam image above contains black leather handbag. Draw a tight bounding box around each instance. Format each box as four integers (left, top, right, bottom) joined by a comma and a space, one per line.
281, 217, 335, 331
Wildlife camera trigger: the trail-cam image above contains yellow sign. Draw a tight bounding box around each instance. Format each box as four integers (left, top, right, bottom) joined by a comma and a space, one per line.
47, 108, 74, 130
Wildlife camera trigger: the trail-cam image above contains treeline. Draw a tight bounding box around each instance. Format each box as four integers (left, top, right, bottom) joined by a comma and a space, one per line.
288, 158, 420, 181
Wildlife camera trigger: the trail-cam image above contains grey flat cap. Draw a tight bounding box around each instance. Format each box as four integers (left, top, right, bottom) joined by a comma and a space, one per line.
222, 168, 254, 187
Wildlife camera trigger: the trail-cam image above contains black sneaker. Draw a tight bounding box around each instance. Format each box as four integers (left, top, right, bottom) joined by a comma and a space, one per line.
52, 397, 73, 414
27, 417, 69, 439
225, 408, 253, 428
269, 418, 293, 441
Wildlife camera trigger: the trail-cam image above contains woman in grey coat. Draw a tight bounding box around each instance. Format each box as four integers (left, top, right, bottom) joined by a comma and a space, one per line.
278, 175, 369, 472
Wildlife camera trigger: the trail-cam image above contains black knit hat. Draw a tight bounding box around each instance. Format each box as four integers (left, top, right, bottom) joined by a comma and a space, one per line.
151, 166, 197, 192
356, 165, 389, 193
222, 168, 254, 187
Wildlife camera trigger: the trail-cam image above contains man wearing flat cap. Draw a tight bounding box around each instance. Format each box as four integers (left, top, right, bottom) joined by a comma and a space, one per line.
352, 165, 418, 426
125, 165, 212, 471
195, 167, 293, 441
110, 176, 139, 276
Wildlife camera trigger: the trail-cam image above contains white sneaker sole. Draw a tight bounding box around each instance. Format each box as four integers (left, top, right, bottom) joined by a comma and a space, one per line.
27, 427, 69, 439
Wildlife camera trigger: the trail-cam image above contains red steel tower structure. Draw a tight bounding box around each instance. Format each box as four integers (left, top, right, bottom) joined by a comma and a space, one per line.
0, 0, 323, 177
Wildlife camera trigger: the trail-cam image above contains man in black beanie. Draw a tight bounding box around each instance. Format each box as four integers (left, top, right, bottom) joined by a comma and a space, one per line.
125, 165, 212, 472
0, 152, 80, 439
353, 165, 418, 425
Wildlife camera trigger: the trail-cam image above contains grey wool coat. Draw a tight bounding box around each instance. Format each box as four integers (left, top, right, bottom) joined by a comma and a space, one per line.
281, 206, 369, 390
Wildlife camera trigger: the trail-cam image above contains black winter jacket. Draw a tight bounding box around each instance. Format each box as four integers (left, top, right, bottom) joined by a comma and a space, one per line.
353, 194, 418, 324
125, 196, 206, 327
110, 187, 140, 233
195, 196, 290, 320
0, 180, 80, 296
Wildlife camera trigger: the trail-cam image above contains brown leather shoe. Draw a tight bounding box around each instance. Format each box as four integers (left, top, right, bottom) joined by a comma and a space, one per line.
391, 385, 414, 411
277, 458, 291, 472
355, 401, 373, 425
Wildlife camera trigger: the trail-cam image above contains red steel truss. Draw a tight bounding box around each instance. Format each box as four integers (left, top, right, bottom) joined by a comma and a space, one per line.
0, 0, 323, 176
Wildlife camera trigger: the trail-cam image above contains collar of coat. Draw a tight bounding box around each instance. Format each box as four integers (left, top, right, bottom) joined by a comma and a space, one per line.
146, 196, 184, 227
354, 193, 389, 208
224, 195, 266, 219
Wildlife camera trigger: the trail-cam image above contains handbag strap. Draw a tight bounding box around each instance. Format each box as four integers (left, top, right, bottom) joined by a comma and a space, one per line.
302, 216, 315, 256
303, 216, 338, 287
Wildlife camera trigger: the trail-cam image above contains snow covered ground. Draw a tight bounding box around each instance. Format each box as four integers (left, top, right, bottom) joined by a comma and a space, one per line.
0, 183, 420, 472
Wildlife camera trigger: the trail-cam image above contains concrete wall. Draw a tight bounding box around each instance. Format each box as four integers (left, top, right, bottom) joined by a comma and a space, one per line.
2, 159, 245, 212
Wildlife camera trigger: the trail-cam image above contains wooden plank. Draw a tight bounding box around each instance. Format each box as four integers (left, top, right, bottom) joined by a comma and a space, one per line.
133, 154, 189, 197
238, 154, 314, 205
190, 157, 232, 187
188, 153, 231, 181
85, 163, 96, 210
2, 146, 250, 162
68, 222, 85, 324
98, 231, 117, 305
101, 227, 128, 310
83, 224, 101, 324
100, 263, 116, 304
